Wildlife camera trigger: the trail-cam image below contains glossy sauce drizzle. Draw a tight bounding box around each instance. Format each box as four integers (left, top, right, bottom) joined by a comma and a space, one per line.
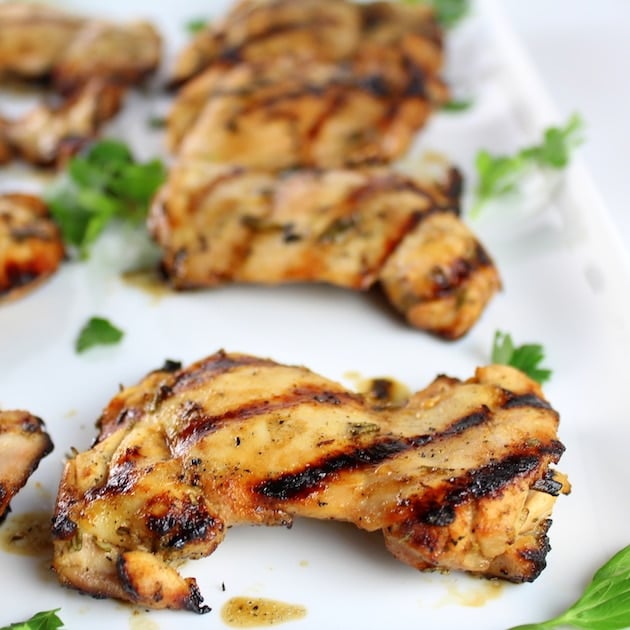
0, 510, 52, 557
221, 597, 306, 627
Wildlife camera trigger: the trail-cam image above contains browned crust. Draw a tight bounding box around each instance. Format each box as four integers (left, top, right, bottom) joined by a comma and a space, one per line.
0, 193, 65, 302
0, 410, 54, 520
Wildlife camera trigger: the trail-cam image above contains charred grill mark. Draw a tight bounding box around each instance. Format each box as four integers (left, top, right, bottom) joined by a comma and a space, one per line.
305, 89, 347, 150
532, 470, 564, 496
516, 520, 552, 582
442, 406, 490, 436
175, 385, 361, 449
2, 264, 39, 294
188, 167, 246, 213
413, 454, 543, 527
151, 359, 183, 375
427, 243, 496, 299
116, 554, 212, 614
402, 56, 427, 99
256, 407, 492, 500
257, 437, 410, 500
145, 494, 221, 550
51, 511, 78, 540
443, 167, 463, 209
502, 392, 552, 411
85, 457, 140, 501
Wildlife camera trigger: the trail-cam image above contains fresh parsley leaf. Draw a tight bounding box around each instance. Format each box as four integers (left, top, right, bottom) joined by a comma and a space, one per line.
471, 114, 584, 217
185, 17, 209, 34
402, 0, 470, 29
442, 99, 473, 113
76, 317, 124, 353
491, 331, 551, 384
509, 544, 630, 629
0, 609, 64, 630
46, 139, 166, 259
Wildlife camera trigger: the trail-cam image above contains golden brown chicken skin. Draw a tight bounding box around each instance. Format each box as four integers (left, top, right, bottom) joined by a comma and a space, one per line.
51, 19, 161, 96
0, 4, 161, 165
52, 351, 567, 613
170, 52, 447, 169
0, 410, 54, 521
5, 79, 124, 166
149, 161, 499, 339
0, 193, 65, 301
0, 3, 161, 91
0, 3, 83, 81
167, 0, 446, 168
168, 0, 441, 88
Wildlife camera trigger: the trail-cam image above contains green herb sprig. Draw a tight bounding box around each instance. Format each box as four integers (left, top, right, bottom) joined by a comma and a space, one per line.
76, 316, 124, 353
442, 99, 473, 113
0, 609, 64, 630
491, 331, 551, 384
402, 0, 470, 29
185, 18, 210, 34
509, 544, 630, 629
47, 139, 165, 259
471, 114, 584, 218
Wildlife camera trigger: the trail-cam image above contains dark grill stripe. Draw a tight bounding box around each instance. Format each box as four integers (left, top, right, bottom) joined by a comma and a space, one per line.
502, 392, 552, 410
411, 453, 543, 527
428, 243, 495, 299
255, 407, 491, 500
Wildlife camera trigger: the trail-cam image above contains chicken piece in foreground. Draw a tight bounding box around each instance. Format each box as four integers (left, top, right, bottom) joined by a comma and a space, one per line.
0, 194, 65, 301
52, 351, 568, 612
0, 410, 54, 521
149, 161, 499, 339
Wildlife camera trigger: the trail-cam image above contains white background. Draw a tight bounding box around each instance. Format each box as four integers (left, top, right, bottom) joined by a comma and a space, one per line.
503, 0, 630, 252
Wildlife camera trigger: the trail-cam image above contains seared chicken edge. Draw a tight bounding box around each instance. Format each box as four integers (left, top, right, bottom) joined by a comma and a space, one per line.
149, 162, 500, 339
0, 410, 54, 521
52, 351, 568, 613
0, 193, 65, 301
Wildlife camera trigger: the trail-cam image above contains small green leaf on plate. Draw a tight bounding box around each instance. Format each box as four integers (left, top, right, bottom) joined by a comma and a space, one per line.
0, 608, 64, 630
401, 0, 470, 29
75, 317, 124, 354
442, 99, 473, 112
470, 114, 584, 218
508, 544, 630, 629
185, 17, 210, 34
491, 331, 552, 384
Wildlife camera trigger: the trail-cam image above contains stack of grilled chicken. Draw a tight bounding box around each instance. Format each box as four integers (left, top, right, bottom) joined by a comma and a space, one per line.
0, 0, 569, 617
150, 0, 501, 339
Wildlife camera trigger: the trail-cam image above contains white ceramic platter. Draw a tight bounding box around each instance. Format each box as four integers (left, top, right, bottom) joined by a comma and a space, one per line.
1, 1, 629, 628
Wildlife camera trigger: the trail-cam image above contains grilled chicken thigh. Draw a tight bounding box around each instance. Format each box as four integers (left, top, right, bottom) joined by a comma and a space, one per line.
52, 351, 567, 612
0, 3, 83, 81
149, 161, 499, 339
0, 3, 161, 91
167, 0, 446, 168
51, 19, 161, 96
168, 0, 441, 88
6, 79, 124, 166
0, 3, 161, 165
0, 194, 65, 301
0, 410, 54, 521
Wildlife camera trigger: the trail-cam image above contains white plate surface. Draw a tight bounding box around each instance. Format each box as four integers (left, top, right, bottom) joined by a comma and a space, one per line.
1, 1, 630, 629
